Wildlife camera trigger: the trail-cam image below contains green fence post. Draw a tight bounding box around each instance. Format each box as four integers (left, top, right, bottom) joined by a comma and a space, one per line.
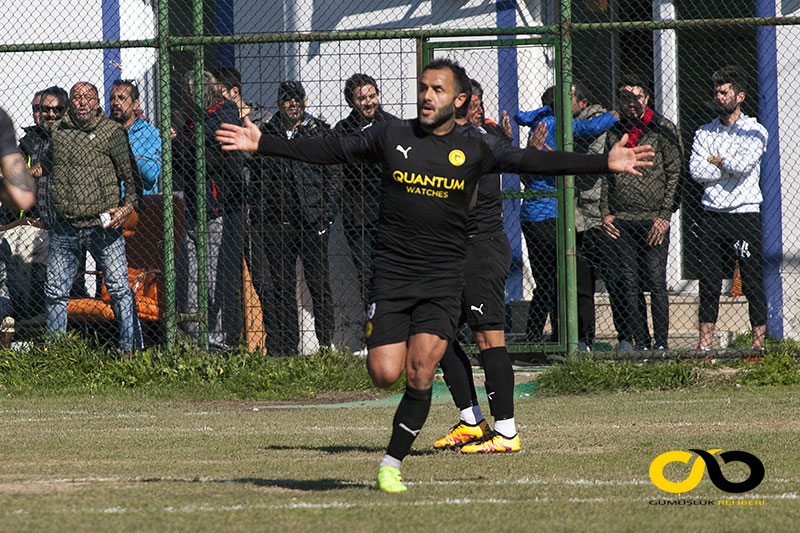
559, 0, 578, 355
157, 0, 177, 349
193, 0, 209, 350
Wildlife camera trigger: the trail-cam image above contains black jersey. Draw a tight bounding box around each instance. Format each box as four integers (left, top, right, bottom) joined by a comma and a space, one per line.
255, 118, 608, 297
0, 109, 20, 159
456, 123, 507, 237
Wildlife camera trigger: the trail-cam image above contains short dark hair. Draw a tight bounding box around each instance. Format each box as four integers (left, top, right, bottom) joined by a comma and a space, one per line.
32, 90, 44, 101
40, 86, 68, 107
616, 73, 650, 96
422, 58, 470, 97
216, 66, 242, 92
712, 65, 747, 95
111, 79, 139, 101
541, 86, 555, 109
344, 73, 379, 107
278, 80, 306, 101
469, 79, 483, 101
455, 78, 473, 119
572, 80, 591, 103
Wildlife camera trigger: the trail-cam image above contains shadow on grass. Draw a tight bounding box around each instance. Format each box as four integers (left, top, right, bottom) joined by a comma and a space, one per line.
261, 444, 436, 456
138, 477, 367, 491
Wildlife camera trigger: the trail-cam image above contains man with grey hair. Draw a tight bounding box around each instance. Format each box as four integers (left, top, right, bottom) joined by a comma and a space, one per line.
41, 81, 143, 353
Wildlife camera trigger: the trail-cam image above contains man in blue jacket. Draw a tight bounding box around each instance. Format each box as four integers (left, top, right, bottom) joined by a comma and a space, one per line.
515, 84, 618, 347
110, 80, 162, 194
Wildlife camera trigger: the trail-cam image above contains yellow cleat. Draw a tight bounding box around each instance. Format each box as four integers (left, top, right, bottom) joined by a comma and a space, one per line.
460, 431, 521, 454
433, 419, 490, 449
376, 465, 407, 493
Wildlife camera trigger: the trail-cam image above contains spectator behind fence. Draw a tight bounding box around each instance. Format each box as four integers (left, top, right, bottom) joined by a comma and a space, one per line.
40, 82, 143, 353
465, 79, 512, 140
334, 73, 397, 341
248, 80, 339, 355
109, 79, 162, 195
600, 75, 682, 351
176, 70, 245, 351
515, 84, 618, 346
689, 65, 768, 351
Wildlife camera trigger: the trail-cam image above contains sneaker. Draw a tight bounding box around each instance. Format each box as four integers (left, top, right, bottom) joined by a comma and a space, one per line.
376, 465, 407, 493
433, 419, 490, 449
617, 340, 634, 352
576, 341, 591, 352
697, 345, 711, 352
0, 316, 14, 348
460, 431, 521, 454
655, 345, 668, 351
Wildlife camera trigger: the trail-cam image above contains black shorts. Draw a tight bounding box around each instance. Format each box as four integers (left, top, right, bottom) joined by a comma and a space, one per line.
462, 233, 511, 331
365, 283, 462, 349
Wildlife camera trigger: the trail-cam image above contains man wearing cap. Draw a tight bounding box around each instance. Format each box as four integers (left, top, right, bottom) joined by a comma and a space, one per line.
248, 81, 339, 354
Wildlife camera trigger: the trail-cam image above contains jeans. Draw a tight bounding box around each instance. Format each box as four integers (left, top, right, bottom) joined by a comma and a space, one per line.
45, 221, 143, 350
521, 218, 559, 342
604, 219, 670, 348
344, 224, 376, 306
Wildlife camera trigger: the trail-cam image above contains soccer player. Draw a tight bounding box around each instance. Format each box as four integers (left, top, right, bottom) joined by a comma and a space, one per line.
433, 78, 519, 454
216, 59, 653, 493
0, 108, 36, 212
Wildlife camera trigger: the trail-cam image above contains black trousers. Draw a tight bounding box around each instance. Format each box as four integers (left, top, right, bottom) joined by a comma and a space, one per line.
521, 218, 558, 342
602, 219, 670, 349
248, 214, 335, 355
343, 223, 377, 307
698, 211, 766, 327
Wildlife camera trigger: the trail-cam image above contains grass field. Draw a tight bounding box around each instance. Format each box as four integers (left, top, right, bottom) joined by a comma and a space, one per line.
1, 383, 798, 532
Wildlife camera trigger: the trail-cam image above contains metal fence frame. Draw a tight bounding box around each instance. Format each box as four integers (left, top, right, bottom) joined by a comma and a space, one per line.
1, 0, 796, 353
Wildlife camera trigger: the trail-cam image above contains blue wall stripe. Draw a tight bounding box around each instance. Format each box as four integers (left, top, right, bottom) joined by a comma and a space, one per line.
497, 0, 523, 309
102, 0, 122, 113
756, 0, 784, 338
215, 0, 236, 68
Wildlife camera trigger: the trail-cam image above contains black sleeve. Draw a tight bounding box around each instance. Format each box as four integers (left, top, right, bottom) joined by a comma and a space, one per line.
0, 109, 20, 158
479, 135, 609, 176
257, 120, 385, 166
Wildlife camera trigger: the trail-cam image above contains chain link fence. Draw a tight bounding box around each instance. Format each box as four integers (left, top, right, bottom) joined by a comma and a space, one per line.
0, 0, 795, 358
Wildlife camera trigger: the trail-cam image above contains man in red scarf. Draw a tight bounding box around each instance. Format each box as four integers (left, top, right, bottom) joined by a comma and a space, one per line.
598, 75, 684, 351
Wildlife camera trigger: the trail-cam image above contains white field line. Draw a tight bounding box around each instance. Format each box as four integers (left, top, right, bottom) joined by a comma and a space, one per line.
8, 475, 796, 489
6, 494, 799, 517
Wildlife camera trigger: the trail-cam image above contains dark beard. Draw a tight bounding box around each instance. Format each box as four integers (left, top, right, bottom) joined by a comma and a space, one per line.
709, 98, 738, 117
419, 101, 455, 130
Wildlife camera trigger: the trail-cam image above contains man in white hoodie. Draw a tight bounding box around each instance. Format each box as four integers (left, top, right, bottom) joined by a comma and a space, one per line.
689, 65, 768, 351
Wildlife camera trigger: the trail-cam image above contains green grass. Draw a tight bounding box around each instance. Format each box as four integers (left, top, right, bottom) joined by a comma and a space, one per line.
0, 386, 797, 532
0, 333, 384, 399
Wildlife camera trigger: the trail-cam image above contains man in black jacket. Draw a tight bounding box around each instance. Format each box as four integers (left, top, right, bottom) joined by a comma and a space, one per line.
249, 81, 339, 355
333, 74, 397, 343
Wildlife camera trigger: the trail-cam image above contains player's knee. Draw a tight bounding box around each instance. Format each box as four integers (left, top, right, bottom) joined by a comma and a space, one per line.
367, 358, 402, 389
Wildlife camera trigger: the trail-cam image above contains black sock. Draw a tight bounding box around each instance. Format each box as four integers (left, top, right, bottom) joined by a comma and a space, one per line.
386, 385, 433, 461
480, 346, 514, 420
439, 341, 478, 411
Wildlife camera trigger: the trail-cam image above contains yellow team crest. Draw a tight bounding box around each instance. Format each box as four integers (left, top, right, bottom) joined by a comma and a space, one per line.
448, 149, 465, 166
365, 321, 373, 338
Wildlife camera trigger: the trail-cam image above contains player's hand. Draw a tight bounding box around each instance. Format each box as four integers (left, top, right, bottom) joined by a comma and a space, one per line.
501, 111, 512, 139
216, 116, 262, 152
602, 215, 620, 239
607, 133, 654, 176
707, 155, 724, 167
647, 217, 670, 246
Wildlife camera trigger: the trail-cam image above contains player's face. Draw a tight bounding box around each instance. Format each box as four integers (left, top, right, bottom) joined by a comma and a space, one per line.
69, 83, 100, 125
353, 84, 379, 119
278, 95, 306, 127
39, 94, 65, 133
466, 94, 484, 126
418, 68, 462, 130
711, 83, 743, 116
109, 85, 138, 125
